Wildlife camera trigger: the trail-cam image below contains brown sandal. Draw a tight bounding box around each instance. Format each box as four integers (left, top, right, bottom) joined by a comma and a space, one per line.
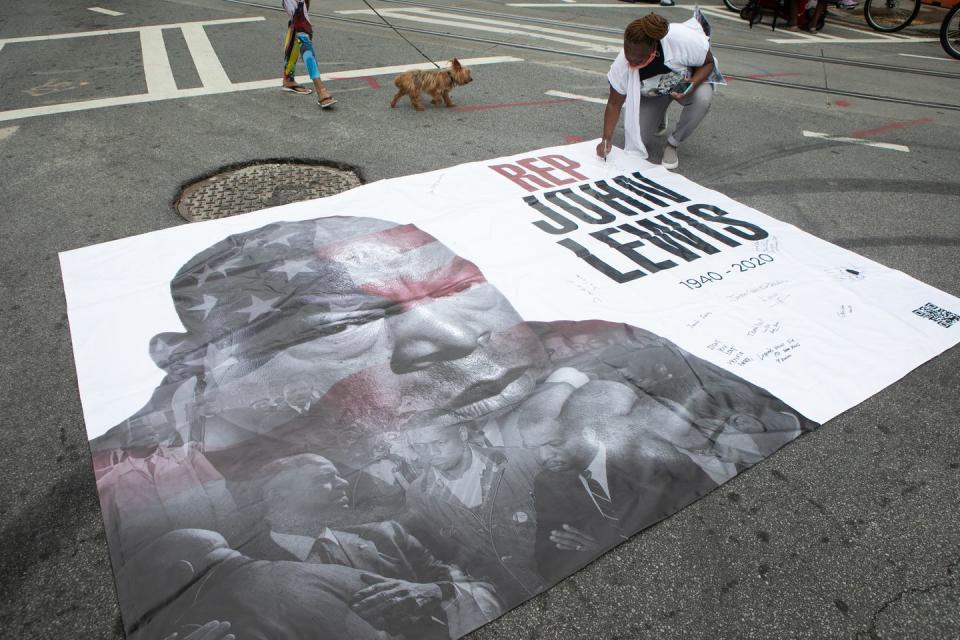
317, 92, 338, 109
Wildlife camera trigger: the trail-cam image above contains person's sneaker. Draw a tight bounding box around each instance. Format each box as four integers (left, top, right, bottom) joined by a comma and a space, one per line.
836, 0, 857, 9
661, 144, 679, 170
656, 116, 668, 136
659, 0, 675, 6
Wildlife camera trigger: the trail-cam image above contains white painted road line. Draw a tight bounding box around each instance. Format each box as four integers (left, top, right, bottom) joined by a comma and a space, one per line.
320, 56, 522, 79
0, 17, 265, 45
0, 56, 523, 123
506, 3, 655, 5
508, 2, 702, 6
181, 23, 232, 89
338, 8, 621, 53
507, 3, 699, 6
545, 90, 606, 104
140, 27, 178, 96
899, 52, 960, 62
696, 6, 761, 24
770, 35, 939, 44
88, 7, 124, 16
803, 130, 909, 152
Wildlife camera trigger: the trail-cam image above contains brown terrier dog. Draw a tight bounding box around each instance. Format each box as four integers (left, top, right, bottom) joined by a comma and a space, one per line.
390, 59, 473, 111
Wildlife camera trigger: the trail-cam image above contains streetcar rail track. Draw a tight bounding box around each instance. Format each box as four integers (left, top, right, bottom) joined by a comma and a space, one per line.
222, 0, 960, 110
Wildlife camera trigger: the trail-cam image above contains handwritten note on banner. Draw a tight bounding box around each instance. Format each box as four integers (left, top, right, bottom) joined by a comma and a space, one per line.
60, 142, 958, 640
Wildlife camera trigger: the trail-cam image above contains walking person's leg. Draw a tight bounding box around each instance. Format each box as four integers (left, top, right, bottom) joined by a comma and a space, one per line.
282, 25, 310, 93
297, 33, 336, 108
807, 0, 829, 32
663, 83, 714, 169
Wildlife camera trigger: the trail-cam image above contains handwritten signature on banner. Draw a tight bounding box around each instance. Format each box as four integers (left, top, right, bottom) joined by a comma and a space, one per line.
748, 320, 781, 336
707, 337, 800, 367
758, 338, 800, 364
726, 280, 788, 303
686, 311, 713, 329
754, 237, 780, 254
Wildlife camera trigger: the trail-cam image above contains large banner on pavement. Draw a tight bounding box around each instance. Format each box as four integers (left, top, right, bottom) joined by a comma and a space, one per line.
60, 142, 959, 640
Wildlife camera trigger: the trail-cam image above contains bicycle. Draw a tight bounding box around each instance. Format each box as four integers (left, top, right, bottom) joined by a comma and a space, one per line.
729, 0, 855, 30
863, 0, 922, 32
941, 1, 960, 58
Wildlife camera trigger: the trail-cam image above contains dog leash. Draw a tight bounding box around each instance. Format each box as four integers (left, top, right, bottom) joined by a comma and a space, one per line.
358, 0, 441, 69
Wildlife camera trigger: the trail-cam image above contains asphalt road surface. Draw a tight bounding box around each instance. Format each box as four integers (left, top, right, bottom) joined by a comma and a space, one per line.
1, 0, 958, 638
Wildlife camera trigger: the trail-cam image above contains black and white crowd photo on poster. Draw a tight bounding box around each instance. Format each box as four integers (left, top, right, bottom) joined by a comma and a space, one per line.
89, 215, 817, 640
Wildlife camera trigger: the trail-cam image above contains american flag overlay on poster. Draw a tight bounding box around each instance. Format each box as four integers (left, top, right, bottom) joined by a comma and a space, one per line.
59, 141, 959, 640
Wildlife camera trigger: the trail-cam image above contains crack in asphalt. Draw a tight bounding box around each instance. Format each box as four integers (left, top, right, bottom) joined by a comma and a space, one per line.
858, 554, 960, 640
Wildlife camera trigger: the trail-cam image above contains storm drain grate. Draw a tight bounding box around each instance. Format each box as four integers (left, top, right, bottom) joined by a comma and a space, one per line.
175, 160, 363, 222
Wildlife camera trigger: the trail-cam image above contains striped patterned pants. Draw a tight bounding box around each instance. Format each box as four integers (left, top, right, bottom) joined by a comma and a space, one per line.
283, 27, 320, 81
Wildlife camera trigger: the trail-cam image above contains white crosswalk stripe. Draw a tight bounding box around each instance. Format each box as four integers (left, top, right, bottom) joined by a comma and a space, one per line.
181, 22, 233, 90
87, 7, 124, 17
337, 7, 622, 53
140, 27, 178, 96
802, 130, 910, 151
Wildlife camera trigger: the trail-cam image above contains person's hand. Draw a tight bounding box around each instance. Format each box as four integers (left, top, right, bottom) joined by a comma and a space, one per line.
670, 85, 694, 103
596, 139, 613, 159
352, 576, 443, 619
163, 620, 234, 640
549, 524, 602, 553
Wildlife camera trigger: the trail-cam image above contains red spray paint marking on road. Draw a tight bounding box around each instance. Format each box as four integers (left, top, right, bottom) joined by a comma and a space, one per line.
363, 76, 381, 90
832, 99, 852, 107
565, 135, 584, 143
849, 118, 932, 139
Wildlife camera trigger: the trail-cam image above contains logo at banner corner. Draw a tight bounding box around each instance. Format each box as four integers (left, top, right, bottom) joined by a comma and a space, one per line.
912, 302, 960, 328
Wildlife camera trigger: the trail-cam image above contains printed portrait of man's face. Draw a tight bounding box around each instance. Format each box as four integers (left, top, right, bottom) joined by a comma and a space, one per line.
141, 216, 548, 467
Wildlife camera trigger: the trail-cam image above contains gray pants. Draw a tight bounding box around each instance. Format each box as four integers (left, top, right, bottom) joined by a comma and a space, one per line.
637, 83, 714, 150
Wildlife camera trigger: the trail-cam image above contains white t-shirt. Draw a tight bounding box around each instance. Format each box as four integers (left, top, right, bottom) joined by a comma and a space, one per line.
606, 17, 711, 157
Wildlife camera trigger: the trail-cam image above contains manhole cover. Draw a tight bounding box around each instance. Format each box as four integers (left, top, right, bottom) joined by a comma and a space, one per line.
176, 161, 363, 222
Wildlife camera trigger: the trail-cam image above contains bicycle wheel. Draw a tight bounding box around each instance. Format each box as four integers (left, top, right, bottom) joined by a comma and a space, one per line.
863, 0, 921, 32
724, 0, 750, 14
941, 3, 960, 59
